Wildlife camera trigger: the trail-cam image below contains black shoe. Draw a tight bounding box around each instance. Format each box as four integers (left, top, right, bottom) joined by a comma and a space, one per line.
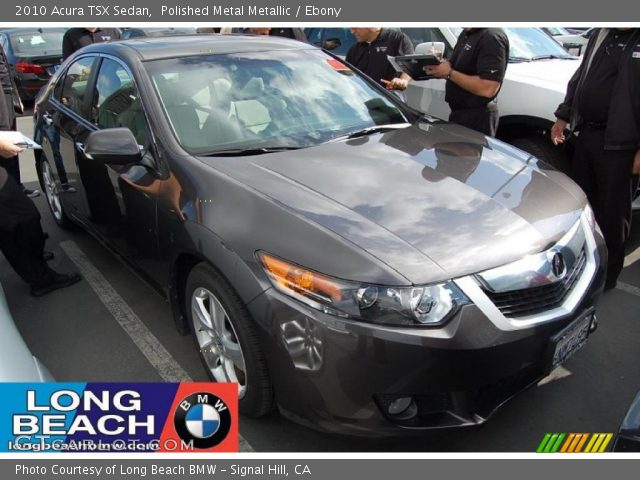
22, 188, 41, 198
31, 272, 81, 297
43, 251, 54, 261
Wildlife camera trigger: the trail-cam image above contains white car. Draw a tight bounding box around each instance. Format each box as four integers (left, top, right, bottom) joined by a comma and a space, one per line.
403, 27, 581, 170
543, 27, 594, 55
0, 282, 54, 381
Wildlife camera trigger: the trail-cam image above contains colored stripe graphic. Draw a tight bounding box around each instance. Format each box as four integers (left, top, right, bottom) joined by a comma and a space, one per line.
585, 433, 614, 453
537, 433, 565, 453
584, 434, 598, 453
544, 434, 559, 453
550, 433, 565, 453
537, 433, 552, 453
560, 433, 575, 453
575, 433, 589, 453
539, 433, 614, 453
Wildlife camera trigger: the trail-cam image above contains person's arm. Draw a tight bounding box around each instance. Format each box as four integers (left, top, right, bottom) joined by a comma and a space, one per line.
551, 30, 604, 144
425, 60, 500, 97
429, 30, 507, 97
381, 33, 414, 90
0, 137, 24, 159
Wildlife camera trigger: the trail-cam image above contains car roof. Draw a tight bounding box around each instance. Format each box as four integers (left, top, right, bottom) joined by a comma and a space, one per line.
79, 35, 313, 62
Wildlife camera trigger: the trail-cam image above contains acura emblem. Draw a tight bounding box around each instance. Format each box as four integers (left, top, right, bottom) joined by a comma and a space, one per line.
551, 252, 567, 279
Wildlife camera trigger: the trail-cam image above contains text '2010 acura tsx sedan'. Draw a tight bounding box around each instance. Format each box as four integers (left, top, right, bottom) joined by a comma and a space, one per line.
33, 35, 606, 436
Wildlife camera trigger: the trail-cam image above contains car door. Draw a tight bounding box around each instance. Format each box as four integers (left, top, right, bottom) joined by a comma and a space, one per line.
47, 55, 99, 220
88, 56, 162, 273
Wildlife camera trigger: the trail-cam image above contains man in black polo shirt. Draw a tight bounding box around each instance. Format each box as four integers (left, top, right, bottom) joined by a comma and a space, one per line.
346, 28, 414, 91
424, 28, 509, 136
62, 27, 121, 60
551, 28, 640, 290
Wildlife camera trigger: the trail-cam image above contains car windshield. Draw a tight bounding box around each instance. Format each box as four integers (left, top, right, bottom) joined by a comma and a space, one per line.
144, 49, 408, 154
9, 31, 65, 57
449, 27, 574, 61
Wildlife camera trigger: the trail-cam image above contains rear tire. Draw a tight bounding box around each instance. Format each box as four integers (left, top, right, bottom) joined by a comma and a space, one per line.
185, 262, 274, 417
510, 135, 571, 174
37, 154, 75, 229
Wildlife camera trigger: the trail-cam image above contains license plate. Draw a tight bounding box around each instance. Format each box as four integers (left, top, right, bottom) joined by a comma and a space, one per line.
548, 308, 594, 371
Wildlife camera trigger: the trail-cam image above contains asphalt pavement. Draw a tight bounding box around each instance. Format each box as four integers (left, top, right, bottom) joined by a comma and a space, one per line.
2, 114, 640, 452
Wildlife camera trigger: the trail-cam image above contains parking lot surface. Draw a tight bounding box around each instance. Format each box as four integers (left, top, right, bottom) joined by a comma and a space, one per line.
3, 114, 640, 452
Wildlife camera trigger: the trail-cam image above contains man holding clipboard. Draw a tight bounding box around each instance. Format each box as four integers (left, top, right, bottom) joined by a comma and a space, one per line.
423, 28, 509, 136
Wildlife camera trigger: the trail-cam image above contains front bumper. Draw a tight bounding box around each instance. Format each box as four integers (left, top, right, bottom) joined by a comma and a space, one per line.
247, 222, 606, 436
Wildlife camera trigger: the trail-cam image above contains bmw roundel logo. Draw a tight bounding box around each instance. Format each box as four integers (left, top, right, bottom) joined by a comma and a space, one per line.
174, 392, 232, 449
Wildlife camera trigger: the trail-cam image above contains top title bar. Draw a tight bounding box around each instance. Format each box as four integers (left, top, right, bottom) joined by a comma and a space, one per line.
3, 0, 640, 23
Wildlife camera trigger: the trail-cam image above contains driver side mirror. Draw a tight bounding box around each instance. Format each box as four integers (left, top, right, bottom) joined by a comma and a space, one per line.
562, 42, 583, 56
85, 128, 142, 165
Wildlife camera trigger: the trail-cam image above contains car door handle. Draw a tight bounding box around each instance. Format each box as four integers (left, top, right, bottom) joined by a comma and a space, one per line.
42, 113, 53, 126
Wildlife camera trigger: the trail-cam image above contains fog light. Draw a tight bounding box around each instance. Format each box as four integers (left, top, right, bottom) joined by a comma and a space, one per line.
387, 396, 418, 420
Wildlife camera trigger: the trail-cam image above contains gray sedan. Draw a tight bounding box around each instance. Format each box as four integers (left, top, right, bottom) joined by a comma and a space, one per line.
33, 35, 605, 435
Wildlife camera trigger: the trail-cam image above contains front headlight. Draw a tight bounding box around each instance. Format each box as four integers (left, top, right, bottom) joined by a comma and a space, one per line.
259, 252, 469, 327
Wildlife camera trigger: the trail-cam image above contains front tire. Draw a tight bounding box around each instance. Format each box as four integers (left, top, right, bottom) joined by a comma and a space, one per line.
38, 155, 75, 229
185, 263, 274, 417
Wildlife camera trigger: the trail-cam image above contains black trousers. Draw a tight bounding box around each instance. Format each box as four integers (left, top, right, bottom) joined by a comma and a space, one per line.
0, 169, 53, 287
449, 104, 499, 136
571, 127, 638, 285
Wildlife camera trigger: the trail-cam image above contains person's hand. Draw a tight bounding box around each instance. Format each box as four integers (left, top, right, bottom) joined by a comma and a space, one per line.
551, 119, 568, 145
424, 60, 452, 79
381, 77, 409, 91
0, 138, 24, 159
632, 149, 640, 175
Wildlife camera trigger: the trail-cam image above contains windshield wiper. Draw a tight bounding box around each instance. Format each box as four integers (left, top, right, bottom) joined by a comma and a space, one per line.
531, 54, 574, 60
329, 123, 410, 143
201, 146, 302, 157
508, 56, 532, 62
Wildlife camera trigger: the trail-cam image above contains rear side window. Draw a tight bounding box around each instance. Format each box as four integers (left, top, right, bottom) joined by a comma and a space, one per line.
56, 56, 96, 119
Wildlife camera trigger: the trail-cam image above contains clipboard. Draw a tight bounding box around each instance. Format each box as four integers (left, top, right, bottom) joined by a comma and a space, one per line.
388, 54, 441, 81
0, 131, 42, 149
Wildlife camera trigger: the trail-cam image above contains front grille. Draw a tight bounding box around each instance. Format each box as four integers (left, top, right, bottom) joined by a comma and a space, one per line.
483, 247, 587, 318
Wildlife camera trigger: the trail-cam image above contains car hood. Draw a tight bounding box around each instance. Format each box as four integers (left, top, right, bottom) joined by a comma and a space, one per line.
506, 58, 581, 94
201, 123, 586, 284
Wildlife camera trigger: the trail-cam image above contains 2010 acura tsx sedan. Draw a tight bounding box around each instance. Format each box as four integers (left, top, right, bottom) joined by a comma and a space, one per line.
33, 35, 606, 435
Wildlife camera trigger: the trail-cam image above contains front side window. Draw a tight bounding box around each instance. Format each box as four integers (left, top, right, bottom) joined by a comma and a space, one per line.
58, 56, 96, 118
92, 58, 148, 146
145, 49, 408, 154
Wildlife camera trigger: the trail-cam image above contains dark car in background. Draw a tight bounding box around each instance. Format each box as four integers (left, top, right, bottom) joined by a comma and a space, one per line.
34, 35, 605, 435
120, 27, 197, 40
0, 28, 66, 102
